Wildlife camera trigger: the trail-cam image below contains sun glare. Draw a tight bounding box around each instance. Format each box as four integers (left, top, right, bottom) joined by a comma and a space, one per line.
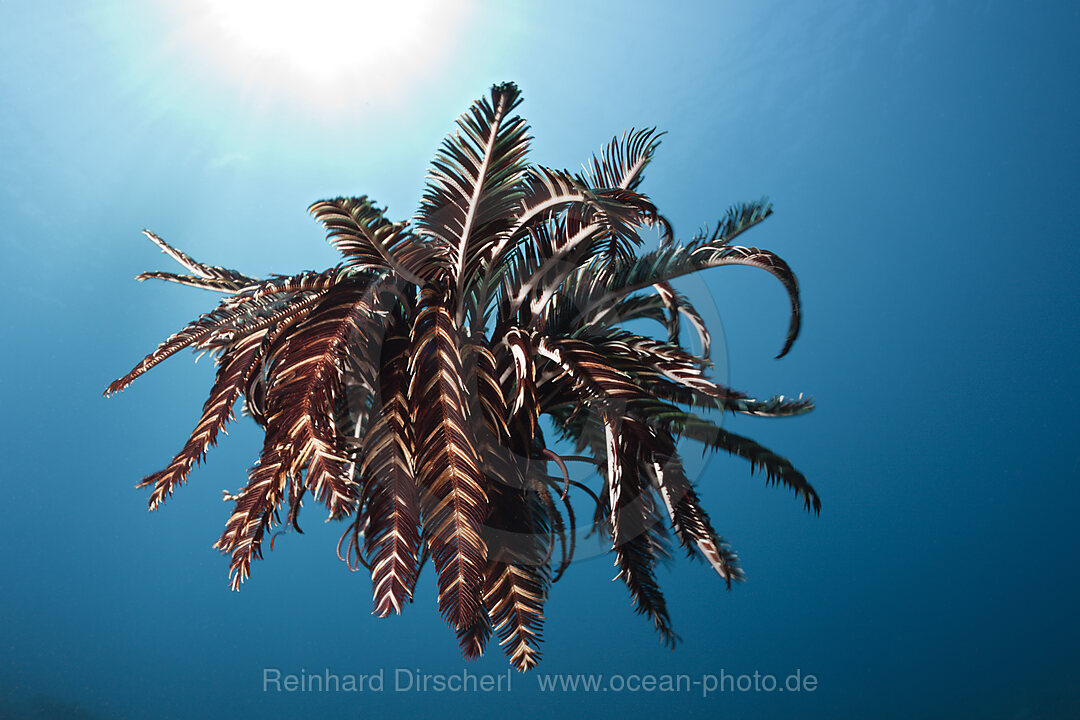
184, 0, 468, 110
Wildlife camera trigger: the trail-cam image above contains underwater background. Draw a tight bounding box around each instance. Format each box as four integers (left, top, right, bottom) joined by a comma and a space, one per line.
2, 1, 1078, 718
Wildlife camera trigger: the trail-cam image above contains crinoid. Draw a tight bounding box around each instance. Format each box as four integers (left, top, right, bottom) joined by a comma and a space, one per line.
106, 82, 816, 670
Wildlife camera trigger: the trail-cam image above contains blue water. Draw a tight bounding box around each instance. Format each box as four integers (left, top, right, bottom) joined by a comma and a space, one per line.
2, 2, 1078, 718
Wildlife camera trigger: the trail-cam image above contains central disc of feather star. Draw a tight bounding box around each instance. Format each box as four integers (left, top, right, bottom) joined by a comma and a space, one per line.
105, 82, 817, 671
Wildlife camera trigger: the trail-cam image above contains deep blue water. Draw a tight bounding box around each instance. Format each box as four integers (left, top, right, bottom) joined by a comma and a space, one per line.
2, 2, 1078, 718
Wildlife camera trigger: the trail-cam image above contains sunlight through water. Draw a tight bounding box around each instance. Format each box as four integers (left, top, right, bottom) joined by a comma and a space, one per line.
178, 0, 471, 112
